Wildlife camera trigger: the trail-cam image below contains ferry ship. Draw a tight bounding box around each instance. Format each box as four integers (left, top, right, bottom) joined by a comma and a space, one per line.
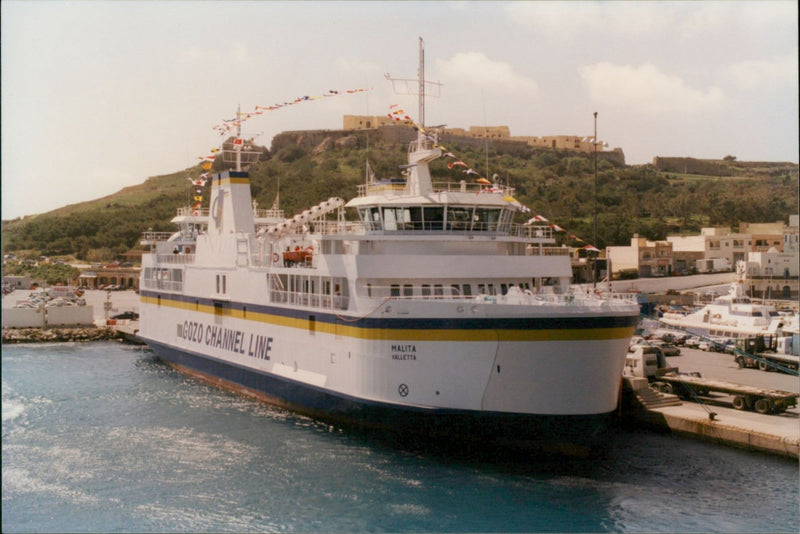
138, 43, 639, 451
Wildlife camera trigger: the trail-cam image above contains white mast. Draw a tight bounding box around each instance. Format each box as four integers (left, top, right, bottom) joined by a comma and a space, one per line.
418, 36, 425, 131
235, 104, 242, 172
384, 37, 443, 140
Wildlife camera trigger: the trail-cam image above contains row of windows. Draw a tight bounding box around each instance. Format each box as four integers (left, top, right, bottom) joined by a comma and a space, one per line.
269, 273, 350, 310
367, 281, 539, 299
143, 267, 183, 292
358, 206, 513, 233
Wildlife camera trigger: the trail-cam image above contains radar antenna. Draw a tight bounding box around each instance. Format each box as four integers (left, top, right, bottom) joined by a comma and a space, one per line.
222, 104, 262, 171
384, 37, 443, 130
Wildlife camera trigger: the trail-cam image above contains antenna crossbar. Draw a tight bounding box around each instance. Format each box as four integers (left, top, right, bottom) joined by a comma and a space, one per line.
384, 37, 442, 129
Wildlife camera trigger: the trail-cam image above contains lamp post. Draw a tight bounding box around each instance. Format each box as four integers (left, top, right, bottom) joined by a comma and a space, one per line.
593, 111, 598, 288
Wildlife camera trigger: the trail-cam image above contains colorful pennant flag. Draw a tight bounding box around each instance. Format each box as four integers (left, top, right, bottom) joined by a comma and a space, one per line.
447, 161, 467, 169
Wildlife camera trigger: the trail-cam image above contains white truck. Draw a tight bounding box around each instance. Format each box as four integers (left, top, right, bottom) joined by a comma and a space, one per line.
624, 345, 798, 415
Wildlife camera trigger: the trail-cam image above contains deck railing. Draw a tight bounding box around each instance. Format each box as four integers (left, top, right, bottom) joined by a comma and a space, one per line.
360, 285, 637, 307
155, 254, 196, 265
356, 181, 516, 197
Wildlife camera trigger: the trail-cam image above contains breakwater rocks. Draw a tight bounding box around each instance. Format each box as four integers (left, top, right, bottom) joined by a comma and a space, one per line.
2, 327, 124, 344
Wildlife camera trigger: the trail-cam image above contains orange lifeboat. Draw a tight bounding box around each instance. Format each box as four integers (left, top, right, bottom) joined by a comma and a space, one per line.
282, 246, 313, 263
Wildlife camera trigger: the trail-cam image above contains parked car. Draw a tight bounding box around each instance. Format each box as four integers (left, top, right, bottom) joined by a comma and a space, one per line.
684, 337, 701, 348
659, 343, 681, 356
698, 340, 724, 352
111, 311, 139, 320
659, 333, 676, 343
673, 333, 692, 346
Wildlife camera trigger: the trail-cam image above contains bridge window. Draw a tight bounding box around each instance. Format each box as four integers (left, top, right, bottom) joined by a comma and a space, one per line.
424, 207, 444, 230
447, 207, 473, 231
383, 208, 398, 231
473, 208, 501, 231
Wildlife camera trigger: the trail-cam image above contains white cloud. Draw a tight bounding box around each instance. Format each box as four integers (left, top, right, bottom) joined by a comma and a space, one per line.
726, 52, 798, 91
505, 2, 675, 38
579, 62, 728, 114
435, 52, 538, 95
334, 57, 380, 76
505, 1, 792, 40
180, 41, 250, 65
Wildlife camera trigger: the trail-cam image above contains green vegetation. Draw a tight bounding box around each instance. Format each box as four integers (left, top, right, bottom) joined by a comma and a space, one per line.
2, 134, 798, 260
2, 261, 81, 286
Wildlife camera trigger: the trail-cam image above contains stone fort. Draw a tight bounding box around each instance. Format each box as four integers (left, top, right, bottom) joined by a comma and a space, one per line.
342, 115, 625, 161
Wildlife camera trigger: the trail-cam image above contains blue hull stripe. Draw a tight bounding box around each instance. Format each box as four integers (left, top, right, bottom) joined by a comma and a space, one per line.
143, 338, 611, 447
140, 289, 638, 331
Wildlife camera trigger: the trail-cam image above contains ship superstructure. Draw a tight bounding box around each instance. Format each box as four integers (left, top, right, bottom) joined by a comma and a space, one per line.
138, 41, 640, 451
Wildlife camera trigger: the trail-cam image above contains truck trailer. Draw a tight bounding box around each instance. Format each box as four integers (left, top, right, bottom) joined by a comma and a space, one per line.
624, 345, 797, 415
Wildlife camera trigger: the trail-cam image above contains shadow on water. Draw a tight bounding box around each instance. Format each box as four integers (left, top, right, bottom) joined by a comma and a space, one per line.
339, 426, 616, 477
135, 348, 615, 475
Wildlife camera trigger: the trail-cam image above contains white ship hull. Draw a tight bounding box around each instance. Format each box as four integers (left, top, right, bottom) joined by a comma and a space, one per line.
139, 287, 636, 448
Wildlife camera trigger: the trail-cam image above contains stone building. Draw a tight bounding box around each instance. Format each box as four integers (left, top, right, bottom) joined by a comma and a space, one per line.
668, 227, 750, 270
738, 221, 786, 253
341, 115, 624, 161
607, 235, 673, 278
79, 266, 140, 290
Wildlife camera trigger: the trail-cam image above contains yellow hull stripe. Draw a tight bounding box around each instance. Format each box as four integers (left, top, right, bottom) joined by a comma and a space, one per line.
140, 295, 634, 342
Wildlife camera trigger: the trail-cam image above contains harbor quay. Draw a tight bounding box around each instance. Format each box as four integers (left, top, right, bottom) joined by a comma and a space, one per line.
622, 347, 799, 459
1, 289, 142, 342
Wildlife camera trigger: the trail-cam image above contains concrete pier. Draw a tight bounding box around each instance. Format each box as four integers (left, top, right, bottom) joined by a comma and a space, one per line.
624, 376, 799, 459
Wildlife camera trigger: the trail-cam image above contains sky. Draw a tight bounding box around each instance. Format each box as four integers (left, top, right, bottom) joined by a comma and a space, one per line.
2, 1, 797, 220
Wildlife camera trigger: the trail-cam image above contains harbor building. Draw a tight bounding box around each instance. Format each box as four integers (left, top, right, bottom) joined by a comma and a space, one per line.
607, 235, 673, 278
667, 228, 750, 272
608, 216, 798, 299
739, 221, 787, 253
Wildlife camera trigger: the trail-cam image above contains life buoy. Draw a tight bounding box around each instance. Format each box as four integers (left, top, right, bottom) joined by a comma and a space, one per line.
272, 253, 280, 263
192, 210, 199, 216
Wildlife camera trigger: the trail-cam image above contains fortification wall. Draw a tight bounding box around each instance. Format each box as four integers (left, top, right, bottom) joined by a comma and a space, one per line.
271, 125, 422, 153
271, 124, 625, 165
652, 157, 733, 176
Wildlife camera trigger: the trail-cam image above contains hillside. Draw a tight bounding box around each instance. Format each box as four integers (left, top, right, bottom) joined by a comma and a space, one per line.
2, 127, 798, 261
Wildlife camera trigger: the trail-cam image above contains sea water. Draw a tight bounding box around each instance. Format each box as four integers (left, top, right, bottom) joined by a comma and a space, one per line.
2, 342, 798, 533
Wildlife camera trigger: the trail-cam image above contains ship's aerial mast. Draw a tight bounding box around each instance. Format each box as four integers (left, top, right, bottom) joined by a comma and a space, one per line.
385, 37, 443, 142
222, 104, 261, 172
418, 37, 425, 128
235, 104, 242, 172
